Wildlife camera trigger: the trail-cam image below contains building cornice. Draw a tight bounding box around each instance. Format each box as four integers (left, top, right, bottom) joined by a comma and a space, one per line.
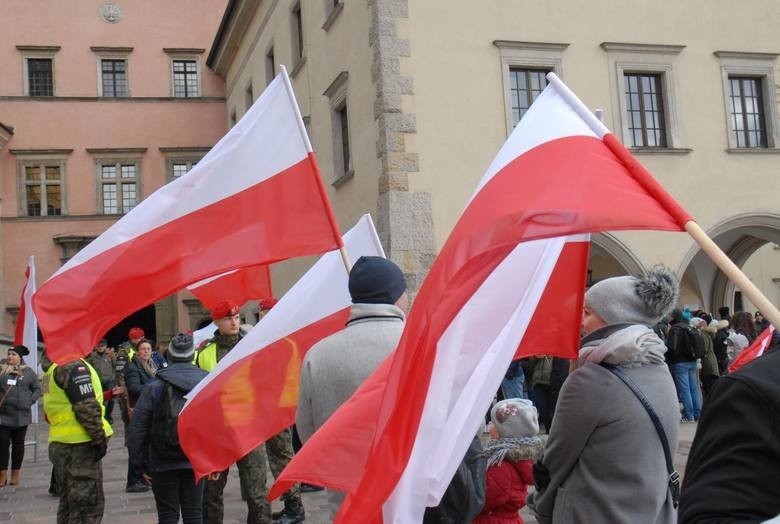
163, 48, 206, 55
714, 50, 779, 60
9, 148, 73, 155
85, 147, 148, 154
0, 214, 116, 223
207, 0, 261, 75
158, 146, 212, 153
600, 42, 685, 54
0, 96, 225, 103
16, 45, 61, 52
493, 40, 569, 52
0, 121, 13, 148
90, 46, 133, 53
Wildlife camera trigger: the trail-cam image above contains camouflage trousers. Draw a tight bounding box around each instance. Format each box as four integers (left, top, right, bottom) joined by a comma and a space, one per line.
266, 428, 303, 514
202, 429, 302, 524
49, 442, 104, 524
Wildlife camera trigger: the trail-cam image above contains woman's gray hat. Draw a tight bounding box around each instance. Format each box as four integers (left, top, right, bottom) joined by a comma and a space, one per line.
584, 266, 679, 325
168, 333, 195, 362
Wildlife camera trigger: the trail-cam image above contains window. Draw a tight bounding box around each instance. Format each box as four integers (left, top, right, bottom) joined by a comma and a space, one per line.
728, 77, 767, 148
494, 41, 567, 135
171, 161, 197, 178
172, 59, 199, 97
624, 73, 667, 147
265, 47, 275, 86
160, 147, 208, 182
101, 59, 128, 97
508, 68, 550, 126
100, 162, 138, 214
23, 164, 62, 215
324, 72, 352, 182
602, 42, 686, 151
292, 3, 304, 64
27, 58, 53, 97
245, 81, 253, 111
323, 0, 344, 31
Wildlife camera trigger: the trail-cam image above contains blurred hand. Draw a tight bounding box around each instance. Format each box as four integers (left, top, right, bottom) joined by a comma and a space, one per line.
111, 386, 125, 396
208, 472, 221, 481
91, 439, 108, 461
142, 473, 152, 484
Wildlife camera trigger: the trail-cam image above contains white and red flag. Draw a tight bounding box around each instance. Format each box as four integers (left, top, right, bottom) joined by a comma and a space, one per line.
187, 264, 273, 311
179, 214, 385, 479
15, 256, 39, 422
34, 68, 342, 364
270, 73, 693, 522
728, 324, 775, 373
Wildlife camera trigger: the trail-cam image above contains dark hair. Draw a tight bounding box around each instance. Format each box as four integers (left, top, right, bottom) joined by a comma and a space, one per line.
670, 308, 684, 323
718, 306, 730, 318
731, 311, 757, 342
698, 312, 713, 325
135, 338, 155, 350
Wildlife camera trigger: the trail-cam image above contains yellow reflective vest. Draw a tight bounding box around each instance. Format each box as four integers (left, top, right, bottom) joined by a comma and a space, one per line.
196, 343, 218, 372
43, 361, 114, 444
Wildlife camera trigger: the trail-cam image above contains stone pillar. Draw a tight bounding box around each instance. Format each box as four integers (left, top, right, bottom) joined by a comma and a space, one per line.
370, 0, 436, 295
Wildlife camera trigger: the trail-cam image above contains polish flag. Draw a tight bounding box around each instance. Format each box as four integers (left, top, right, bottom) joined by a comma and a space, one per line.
34, 67, 342, 364
270, 73, 693, 522
187, 264, 273, 311
179, 214, 385, 479
15, 256, 39, 422
728, 324, 775, 373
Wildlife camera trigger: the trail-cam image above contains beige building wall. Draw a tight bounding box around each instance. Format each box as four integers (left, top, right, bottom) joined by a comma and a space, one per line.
212, 0, 780, 314
0, 0, 228, 342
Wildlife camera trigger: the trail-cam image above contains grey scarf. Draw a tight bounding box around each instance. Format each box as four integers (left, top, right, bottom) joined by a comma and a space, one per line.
482, 436, 544, 467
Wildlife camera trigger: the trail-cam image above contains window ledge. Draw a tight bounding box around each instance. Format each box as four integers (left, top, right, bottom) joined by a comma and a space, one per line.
332, 169, 354, 188
726, 148, 780, 154
628, 147, 692, 155
290, 56, 307, 78
322, 2, 344, 31
1, 214, 119, 223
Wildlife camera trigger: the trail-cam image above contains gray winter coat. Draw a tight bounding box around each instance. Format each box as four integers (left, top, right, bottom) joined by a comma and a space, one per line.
531, 324, 680, 524
0, 365, 41, 428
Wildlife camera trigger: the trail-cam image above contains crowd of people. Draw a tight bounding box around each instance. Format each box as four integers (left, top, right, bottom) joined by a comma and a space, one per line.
0, 257, 778, 523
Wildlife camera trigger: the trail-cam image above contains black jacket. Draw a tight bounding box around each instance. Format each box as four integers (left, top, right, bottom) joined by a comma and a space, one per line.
124, 357, 156, 405
127, 362, 207, 474
422, 434, 486, 523
679, 348, 780, 522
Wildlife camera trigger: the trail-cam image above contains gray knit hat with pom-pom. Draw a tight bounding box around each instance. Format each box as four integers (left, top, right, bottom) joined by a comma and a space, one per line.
584, 266, 678, 325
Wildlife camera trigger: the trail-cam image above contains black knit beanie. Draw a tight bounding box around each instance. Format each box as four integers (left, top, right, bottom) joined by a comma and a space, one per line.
348, 256, 407, 305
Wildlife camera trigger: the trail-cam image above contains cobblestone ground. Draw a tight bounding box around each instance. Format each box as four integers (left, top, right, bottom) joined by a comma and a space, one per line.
0, 411, 698, 523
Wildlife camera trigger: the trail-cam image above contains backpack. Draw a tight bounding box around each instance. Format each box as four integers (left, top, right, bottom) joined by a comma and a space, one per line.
150, 381, 188, 460
682, 326, 706, 360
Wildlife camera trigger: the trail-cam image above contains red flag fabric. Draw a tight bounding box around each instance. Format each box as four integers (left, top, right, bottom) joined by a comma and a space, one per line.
728, 325, 775, 373
33, 69, 342, 364
187, 264, 273, 311
179, 215, 385, 478
270, 73, 693, 522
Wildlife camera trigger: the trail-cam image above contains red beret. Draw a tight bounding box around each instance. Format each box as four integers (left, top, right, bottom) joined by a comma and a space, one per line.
128, 327, 145, 339
259, 297, 278, 311
211, 300, 240, 320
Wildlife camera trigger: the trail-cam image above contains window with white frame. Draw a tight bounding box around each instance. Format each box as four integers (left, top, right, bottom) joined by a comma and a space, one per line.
161, 147, 208, 182
99, 161, 139, 214
494, 41, 567, 135
715, 51, 779, 150
601, 42, 686, 151
101, 59, 129, 97
12, 151, 69, 217
17, 46, 60, 97
324, 72, 352, 182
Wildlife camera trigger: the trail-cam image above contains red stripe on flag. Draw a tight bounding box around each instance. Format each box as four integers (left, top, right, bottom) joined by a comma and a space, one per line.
273, 134, 691, 521
14, 267, 30, 346
179, 307, 350, 479
190, 264, 273, 310
35, 154, 339, 364
728, 325, 775, 373
515, 239, 590, 360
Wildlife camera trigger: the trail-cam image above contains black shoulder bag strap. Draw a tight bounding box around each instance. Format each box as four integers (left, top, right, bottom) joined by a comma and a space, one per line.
600, 363, 680, 508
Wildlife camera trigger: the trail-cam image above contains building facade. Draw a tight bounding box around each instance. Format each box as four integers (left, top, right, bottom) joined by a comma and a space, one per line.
0, 0, 228, 345
209, 0, 780, 315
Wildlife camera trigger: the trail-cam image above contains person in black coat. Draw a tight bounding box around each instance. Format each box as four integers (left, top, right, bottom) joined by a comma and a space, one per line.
128, 334, 208, 524
679, 344, 780, 522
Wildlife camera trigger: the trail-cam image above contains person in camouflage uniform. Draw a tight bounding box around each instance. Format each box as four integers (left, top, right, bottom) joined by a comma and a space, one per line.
86, 339, 115, 424
43, 355, 115, 524
196, 300, 304, 524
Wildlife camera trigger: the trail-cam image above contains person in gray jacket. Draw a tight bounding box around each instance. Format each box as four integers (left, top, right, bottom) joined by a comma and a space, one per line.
529, 266, 680, 524
296, 255, 408, 518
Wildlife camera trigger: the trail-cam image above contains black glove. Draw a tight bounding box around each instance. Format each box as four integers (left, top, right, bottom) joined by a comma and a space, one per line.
533, 453, 551, 492
91, 438, 108, 462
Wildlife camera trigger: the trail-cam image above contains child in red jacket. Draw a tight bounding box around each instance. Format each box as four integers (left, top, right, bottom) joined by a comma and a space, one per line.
474, 399, 543, 524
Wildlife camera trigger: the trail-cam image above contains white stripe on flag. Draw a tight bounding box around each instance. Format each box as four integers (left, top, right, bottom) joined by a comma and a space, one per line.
384, 235, 569, 522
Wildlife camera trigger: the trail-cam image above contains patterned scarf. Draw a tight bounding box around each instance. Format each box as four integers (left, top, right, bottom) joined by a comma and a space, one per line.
482, 436, 544, 467
137, 356, 157, 378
